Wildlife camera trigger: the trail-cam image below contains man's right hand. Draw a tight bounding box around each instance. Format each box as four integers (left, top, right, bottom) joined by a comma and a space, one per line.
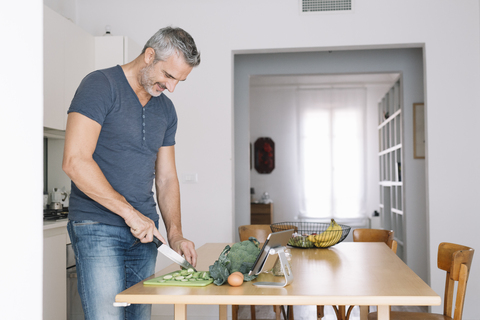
125, 209, 166, 244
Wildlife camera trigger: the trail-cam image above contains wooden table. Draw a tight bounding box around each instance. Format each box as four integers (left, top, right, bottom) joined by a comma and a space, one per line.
115, 242, 440, 320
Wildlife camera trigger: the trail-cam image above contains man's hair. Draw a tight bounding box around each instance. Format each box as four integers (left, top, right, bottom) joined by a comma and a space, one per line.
142, 26, 200, 67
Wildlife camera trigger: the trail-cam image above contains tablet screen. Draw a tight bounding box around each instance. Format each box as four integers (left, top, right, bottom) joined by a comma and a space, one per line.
248, 229, 294, 276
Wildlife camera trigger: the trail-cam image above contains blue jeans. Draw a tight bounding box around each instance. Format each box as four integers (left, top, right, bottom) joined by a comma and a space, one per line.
67, 220, 158, 320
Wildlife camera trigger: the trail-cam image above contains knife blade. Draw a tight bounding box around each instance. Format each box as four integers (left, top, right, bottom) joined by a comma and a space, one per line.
152, 236, 197, 272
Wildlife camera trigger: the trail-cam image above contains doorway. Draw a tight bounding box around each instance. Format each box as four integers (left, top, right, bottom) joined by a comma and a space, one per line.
233, 47, 428, 282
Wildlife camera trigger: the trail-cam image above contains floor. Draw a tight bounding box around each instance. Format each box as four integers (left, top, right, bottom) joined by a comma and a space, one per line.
237, 305, 429, 320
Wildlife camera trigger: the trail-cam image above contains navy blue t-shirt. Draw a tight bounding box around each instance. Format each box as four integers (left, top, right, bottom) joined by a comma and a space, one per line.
67, 65, 177, 226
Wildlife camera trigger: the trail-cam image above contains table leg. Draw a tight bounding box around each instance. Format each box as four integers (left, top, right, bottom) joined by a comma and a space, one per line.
377, 306, 390, 320
174, 304, 187, 320
359, 306, 368, 320
275, 305, 281, 320
219, 305, 228, 320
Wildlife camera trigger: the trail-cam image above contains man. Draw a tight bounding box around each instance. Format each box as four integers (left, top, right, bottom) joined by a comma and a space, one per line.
63, 27, 200, 319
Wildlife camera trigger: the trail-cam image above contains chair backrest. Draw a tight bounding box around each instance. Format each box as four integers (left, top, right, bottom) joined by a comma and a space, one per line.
437, 242, 474, 320
352, 228, 396, 253
391, 239, 398, 254
238, 225, 272, 242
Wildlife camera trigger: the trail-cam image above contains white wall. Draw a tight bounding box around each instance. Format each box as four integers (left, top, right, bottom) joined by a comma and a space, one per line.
44, 0, 77, 23
43, 0, 480, 318
0, 1, 44, 319
250, 86, 300, 222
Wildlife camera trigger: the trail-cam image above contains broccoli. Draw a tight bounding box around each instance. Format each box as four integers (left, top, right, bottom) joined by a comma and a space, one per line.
208, 237, 261, 285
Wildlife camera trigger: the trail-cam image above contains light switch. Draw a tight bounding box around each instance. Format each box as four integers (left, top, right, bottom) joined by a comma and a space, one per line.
182, 173, 198, 183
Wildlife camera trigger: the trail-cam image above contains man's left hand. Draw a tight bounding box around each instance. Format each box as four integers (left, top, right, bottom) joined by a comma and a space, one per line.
169, 234, 197, 268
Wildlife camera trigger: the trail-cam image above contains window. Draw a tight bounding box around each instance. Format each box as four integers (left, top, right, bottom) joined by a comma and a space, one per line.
297, 88, 366, 219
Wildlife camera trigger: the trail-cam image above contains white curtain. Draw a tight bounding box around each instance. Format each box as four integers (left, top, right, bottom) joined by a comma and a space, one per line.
296, 88, 367, 219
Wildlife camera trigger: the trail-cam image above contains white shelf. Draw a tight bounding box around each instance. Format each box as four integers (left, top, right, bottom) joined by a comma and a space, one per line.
378, 144, 402, 156
379, 181, 403, 187
378, 79, 405, 260
391, 208, 403, 215
378, 109, 402, 129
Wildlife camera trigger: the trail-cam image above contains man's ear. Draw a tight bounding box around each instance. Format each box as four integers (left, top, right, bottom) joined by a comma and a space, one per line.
144, 47, 155, 64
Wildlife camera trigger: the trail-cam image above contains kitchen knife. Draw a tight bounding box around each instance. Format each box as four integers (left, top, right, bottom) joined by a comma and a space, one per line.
152, 236, 197, 272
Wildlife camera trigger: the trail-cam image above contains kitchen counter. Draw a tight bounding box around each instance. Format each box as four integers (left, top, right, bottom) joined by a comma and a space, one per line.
43, 218, 70, 245
43, 218, 68, 230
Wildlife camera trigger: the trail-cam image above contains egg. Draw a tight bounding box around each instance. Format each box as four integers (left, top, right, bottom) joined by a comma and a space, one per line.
227, 272, 244, 287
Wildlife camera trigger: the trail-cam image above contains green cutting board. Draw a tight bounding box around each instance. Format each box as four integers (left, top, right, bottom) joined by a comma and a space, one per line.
143, 271, 213, 287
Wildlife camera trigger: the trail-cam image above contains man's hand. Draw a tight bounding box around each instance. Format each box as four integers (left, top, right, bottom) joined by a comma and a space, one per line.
168, 234, 197, 267
125, 209, 166, 244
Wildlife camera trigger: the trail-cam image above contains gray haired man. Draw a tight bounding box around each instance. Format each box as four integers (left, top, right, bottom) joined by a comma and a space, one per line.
63, 27, 200, 320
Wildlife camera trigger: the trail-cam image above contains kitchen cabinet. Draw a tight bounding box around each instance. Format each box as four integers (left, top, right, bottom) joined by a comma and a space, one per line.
43, 224, 68, 320
43, 5, 94, 130
63, 18, 95, 116
250, 203, 273, 225
95, 35, 142, 70
43, 6, 65, 130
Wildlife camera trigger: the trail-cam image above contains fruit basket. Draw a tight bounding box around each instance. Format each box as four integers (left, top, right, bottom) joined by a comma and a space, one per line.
270, 220, 351, 248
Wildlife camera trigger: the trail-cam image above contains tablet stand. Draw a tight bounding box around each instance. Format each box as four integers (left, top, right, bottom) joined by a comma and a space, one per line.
253, 246, 294, 288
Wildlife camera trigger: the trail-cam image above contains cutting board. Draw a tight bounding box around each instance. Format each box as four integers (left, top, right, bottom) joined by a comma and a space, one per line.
143, 271, 213, 287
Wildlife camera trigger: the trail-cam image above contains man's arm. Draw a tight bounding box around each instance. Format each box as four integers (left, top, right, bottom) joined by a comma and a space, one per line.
155, 145, 197, 267
62, 112, 166, 243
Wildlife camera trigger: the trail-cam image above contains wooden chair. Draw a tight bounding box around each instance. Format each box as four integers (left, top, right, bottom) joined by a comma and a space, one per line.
317, 229, 397, 320
353, 228, 397, 253
232, 225, 294, 320
368, 242, 474, 320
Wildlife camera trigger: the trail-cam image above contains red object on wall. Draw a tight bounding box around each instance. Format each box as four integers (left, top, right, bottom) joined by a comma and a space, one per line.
254, 137, 275, 174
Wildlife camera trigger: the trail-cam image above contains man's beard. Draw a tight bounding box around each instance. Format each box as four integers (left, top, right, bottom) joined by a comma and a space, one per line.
139, 62, 166, 97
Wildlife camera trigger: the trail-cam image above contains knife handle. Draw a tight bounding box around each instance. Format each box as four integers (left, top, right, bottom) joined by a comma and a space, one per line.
152, 236, 163, 248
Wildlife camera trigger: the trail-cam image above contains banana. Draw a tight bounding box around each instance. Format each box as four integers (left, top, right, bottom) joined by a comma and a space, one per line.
311, 219, 343, 248
315, 219, 336, 247
323, 219, 343, 247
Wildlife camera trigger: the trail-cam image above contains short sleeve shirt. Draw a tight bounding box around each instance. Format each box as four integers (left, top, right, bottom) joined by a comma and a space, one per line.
67, 65, 177, 226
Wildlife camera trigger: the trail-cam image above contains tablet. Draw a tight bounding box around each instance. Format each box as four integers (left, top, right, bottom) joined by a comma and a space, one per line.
248, 229, 294, 276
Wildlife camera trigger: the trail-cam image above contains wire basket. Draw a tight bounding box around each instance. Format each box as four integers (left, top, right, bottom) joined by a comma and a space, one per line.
270, 220, 351, 248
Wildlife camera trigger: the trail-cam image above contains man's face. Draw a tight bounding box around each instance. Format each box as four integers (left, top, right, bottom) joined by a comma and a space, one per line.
139, 53, 193, 97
